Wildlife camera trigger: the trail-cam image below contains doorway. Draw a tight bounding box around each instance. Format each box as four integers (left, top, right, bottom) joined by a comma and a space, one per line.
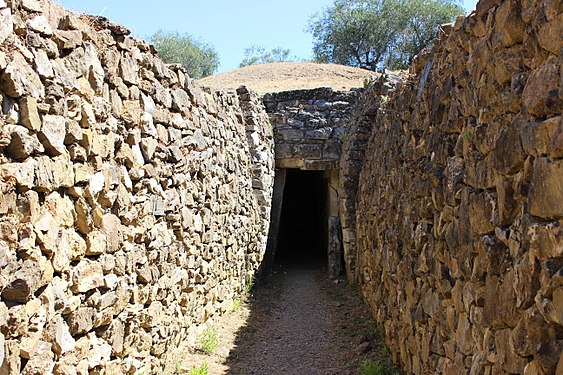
275, 169, 328, 268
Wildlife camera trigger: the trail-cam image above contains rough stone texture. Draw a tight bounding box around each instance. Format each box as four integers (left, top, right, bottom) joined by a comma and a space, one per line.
263, 87, 360, 170
352, 1, 563, 374
0, 1, 274, 373
338, 73, 404, 282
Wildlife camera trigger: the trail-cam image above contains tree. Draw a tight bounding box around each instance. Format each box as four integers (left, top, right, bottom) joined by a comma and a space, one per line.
239, 45, 295, 68
307, 0, 463, 71
149, 30, 219, 79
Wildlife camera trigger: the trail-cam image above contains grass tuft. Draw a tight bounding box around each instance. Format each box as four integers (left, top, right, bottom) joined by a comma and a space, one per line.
188, 362, 208, 375
197, 328, 219, 355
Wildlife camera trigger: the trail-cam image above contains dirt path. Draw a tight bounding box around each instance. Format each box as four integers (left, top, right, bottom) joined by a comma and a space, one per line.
227, 267, 343, 374
167, 264, 399, 375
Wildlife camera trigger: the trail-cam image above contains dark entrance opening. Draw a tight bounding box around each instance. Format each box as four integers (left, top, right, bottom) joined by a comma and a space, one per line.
275, 169, 327, 268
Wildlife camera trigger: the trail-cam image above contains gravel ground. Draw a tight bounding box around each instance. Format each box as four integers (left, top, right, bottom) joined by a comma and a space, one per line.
227, 267, 341, 374
167, 262, 400, 374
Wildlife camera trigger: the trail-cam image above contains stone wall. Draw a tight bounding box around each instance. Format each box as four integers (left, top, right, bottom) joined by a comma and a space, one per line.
338, 73, 403, 282
262, 87, 360, 274
0, 0, 274, 373
354, 0, 562, 374
263, 87, 360, 171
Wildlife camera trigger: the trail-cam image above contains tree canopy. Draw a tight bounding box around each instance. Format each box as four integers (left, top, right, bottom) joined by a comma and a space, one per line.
239, 46, 296, 68
149, 30, 219, 79
307, 0, 463, 71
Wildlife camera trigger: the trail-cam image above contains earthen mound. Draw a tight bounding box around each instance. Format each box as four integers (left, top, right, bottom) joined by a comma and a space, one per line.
197, 62, 377, 95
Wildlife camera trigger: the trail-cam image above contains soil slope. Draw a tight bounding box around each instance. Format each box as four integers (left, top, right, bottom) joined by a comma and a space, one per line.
197, 62, 377, 95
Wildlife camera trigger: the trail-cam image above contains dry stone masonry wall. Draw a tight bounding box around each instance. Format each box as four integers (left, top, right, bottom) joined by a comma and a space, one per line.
0, 0, 274, 373
0, 0, 561, 374
338, 73, 404, 282
263, 87, 360, 171
352, 0, 562, 374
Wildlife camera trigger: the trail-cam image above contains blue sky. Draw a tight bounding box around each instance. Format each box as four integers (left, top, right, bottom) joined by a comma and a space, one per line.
58, 0, 478, 73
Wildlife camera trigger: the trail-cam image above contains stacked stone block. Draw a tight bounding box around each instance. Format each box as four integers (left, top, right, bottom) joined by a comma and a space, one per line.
263, 87, 360, 171
338, 73, 404, 282
354, 0, 562, 374
0, 0, 274, 373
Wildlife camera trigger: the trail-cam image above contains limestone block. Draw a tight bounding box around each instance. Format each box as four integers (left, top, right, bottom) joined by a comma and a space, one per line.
101, 213, 122, 253
33, 49, 54, 79
528, 158, 563, 219
45, 191, 75, 227
140, 137, 157, 160
528, 222, 563, 260
495, 176, 519, 227
171, 88, 190, 112
39, 115, 67, 156
68, 307, 96, 335
537, 13, 563, 55
521, 116, 561, 158
1, 260, 43, 303
49, 315, 75, 355
5, 124, 44, 160
168, 146, 184, 162
86, 231, 107, 256
19, 97, 41, 131
523, 57, 560, 117
76, 77, 94, 102
26, 15, 52, 35
512, 307, 556, 358
88, 171, 105, 197
51, 58, 78, 91
21, 0, 42, 12
492, 117, 525, 175
20, 340, 55, 374
494, 329, 528, 374
140, 111, 157, 137
0, 160, 36, 190
65, 120, 83, 146
119, 52, 138, 85
53, 229, 86, 272
84, 42, 105, 94
0, 8, 13, 45
468, 192, 495, 235
53, 30, 82, 50
0, 340, 20, 374
122, 100, 142, 126
72, 260, 103, 293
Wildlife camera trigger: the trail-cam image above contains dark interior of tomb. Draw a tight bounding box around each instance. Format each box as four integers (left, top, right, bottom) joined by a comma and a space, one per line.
275, 169, 328, 268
